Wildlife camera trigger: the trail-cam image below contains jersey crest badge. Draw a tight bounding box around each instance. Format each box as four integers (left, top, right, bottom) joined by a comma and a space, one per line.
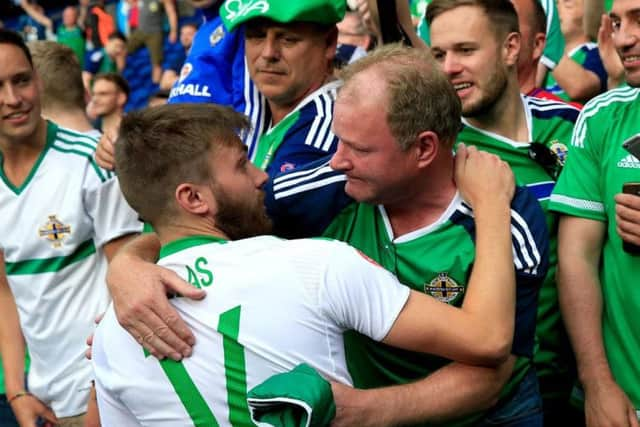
549, 140, 568, 166
424, 273, 464, 303
280, 162, 295, 172
179, 63, 193, 83
210, 25, 225, 47
38, 215, 71, 248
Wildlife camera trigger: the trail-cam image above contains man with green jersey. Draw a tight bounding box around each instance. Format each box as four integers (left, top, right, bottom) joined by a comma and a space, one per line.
94, 102, 521, 426
426, 0, 582, 424
548, 0, 640, 425
104, 44, 550, 426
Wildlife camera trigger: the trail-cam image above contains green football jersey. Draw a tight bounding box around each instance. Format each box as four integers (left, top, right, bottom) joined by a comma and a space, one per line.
548, 87, 640, 408
252, 81, 340, 179
321, 193, 546, 426
457, 95, 580, 401
57, 26, 85, 68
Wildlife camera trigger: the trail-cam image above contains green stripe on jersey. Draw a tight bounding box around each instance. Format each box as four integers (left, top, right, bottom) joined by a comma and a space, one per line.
159, 235, 228, 259
144, 348, 219, 427
253, 110, 301, 170
5, 238, 96, 275
0, 121, 55, 195
218, 306, 252, 426
50, 143, 107, 182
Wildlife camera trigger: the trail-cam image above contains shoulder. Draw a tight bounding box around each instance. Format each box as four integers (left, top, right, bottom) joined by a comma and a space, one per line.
526, 95, 581, 123
580, 86, 640, 119
49, 123, 114, 183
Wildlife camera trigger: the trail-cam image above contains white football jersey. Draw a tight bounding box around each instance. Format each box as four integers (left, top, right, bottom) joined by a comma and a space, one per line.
0, 122, 142, 417
93, 235, 410, 426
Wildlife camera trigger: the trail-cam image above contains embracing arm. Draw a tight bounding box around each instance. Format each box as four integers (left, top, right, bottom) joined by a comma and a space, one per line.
557, 216, 639, 427
383, 145, 515, 366
19, 0, 53, 30
106, 233, 205, 360
332, 357, 515, 427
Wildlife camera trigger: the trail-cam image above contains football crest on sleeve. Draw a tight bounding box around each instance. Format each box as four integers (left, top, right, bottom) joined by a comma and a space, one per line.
209, 25, 225, 47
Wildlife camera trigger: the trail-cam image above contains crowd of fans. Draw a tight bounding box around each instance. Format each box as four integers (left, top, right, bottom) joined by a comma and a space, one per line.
0, 0, 639, 426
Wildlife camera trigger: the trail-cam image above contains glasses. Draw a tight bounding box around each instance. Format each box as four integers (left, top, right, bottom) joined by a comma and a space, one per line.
528, 142, 567, 181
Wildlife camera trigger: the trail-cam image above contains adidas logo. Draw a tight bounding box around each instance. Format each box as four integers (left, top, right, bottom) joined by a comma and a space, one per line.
618, 154, 640, 169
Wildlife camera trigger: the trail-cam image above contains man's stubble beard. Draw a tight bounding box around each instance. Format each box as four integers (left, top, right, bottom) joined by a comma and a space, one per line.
214, 187, 273, 240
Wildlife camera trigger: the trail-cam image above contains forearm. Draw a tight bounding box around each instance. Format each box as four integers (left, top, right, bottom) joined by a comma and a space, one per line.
395, 0, 427, 49
19, 0, 53, 29
164, 0, 178, 34
349, 360, 513, 425
557, 253, 611, 388
557, 217, 611, 389
0, 277, 26, 396
103, 233, 139, 262
552, 57, 601, 102
463, 198, 514, 339
115, 233, 161, 263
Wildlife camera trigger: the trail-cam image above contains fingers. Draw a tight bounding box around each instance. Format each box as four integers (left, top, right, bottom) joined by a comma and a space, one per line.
454, 143, 469, 181
615, 193, 640, 245
85, 332, 94, 360
629, 407, 640, 427
95, 133, 116, 171
116, 299, 192, 361
39, 405, 59, 425
161, 268, 206, 301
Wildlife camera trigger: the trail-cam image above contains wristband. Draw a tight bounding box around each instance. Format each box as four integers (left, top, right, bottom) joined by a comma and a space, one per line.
8, 390, 32, 404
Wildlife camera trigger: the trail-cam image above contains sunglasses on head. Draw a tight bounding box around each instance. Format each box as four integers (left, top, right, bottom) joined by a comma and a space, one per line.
528, 142, 565, 181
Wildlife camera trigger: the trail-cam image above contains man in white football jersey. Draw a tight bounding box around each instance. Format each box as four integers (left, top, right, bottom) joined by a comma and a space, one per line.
92, 102, 518, 426
0, 29, 141, 427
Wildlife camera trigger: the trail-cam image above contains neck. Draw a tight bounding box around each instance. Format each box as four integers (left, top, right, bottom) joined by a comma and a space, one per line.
0, 118, 48, 186
465, 78, 529, 142
384, 158, 458, 237
269, 75, 333, 125
101, 112, 122, 136
518, 63, 538, 95
155, 218, 229, 247
43, 108, 95, 133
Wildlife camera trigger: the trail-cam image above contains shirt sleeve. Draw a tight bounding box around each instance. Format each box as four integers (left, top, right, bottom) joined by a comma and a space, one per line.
83, 172, 143, 248
319, 241, 410, 342
509, 186, 550, 357
549, 106, 607, 221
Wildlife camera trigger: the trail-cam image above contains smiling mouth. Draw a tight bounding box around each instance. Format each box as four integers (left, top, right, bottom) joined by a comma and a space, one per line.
3, 111, 29, 120
622, 55, 640, 65
453, 82, 472, 91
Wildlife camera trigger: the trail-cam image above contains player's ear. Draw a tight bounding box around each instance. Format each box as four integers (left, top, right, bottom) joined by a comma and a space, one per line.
175, 183, 214, 216
503, 31, 520, 67
414, 130, 439, 168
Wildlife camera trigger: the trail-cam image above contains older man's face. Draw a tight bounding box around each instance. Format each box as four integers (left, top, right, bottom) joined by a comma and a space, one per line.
245, 20, 336, 110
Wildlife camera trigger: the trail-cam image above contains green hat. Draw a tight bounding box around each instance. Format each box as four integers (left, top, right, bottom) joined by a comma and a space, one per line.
221, 0, 346, 32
